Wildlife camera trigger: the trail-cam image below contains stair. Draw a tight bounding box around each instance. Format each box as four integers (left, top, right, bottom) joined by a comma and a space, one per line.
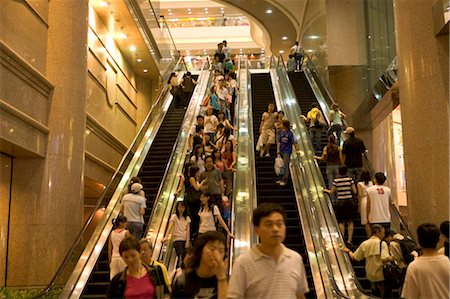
81, 80, 197, 298
251, 73, 316, 299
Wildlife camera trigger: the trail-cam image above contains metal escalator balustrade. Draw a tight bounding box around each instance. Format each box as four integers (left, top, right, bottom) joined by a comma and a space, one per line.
249, 71, 316, 299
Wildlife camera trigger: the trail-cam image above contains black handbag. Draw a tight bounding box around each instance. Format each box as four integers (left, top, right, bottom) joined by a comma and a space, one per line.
380, 241, 405, 286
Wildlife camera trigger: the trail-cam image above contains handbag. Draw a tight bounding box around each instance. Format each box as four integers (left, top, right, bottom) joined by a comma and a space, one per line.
274, 157, 285, 176
380, 241, 404, 286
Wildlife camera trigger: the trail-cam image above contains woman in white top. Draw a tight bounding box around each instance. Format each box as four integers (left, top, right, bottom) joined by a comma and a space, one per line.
357, 171, 374, 238
198, 193, 233, 239
162, 201, 191, 268
108, 215, 130, 280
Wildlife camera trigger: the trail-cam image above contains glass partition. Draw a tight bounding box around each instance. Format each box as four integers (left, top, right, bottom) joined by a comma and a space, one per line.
271, 58, 372, 298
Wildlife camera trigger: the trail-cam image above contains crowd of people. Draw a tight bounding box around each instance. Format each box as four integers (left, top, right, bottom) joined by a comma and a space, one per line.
104, 41, 449, 298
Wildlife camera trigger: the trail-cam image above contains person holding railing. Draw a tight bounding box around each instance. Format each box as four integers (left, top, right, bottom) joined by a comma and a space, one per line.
109, 215, 130, 280
327, 103, 346, 146
121, 183, 146, 240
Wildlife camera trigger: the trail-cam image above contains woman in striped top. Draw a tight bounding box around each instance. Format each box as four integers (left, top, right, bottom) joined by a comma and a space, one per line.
325, 165, 357, 246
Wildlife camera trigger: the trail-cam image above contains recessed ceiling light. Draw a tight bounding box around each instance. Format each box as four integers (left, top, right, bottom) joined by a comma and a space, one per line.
279, 50, 284, 54
204, 7, 208, 10
282, 36, 288, 40
205, 11, 208, 14
188, 12, 192, 14
137, 58, 143, 62
143, 69, 148, 73
265, 9, 272, 14
129, 45, 136, 51
168, 9, 171, 12
187, 8, 191, 11
168, 12, 172, 15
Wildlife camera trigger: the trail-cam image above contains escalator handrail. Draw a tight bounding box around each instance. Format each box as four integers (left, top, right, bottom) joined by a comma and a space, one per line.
33, 57, 186, 299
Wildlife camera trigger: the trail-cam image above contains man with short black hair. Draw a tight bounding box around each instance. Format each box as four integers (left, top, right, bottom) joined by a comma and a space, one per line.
342, 224, 393, 298
342, 127, 367, 182
189, 115, 205, 150
402, 223, 450, 299
228, 203, 309, 299
199, 156, 225, 212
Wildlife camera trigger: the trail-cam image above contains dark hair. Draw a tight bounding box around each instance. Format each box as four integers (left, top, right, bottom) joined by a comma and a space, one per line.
252, 203, 287, 227
278, 111, 284, 116
440, 220, 449, 238
196, 115, 204, 120
289, 54, 293, 58
113, 215, 127, 228
195, 125, 204, 133
204, 155, 214, 163
210, 86, 216, 94
338, 165, 348, 176
359, 171, 372, 185
385, 229, 396, 238
193, 144, 203, 158
188, 165, 200, 178
217, 123, 225, 130
168, 72, 176, 84
371, 224, 385, 236
189, 231, 226, 270
224, 139, 234, 153
139, 238, 153, 250
311, 103, 318, 109
332, 103, 339, 110
374, 172, 386, 184
327, 135, 338, 157
282, 120, 290, 129
218, 110, 225, 116
200, 192, 214, 211
127, 176, 142, 193
212, 149, 222, 162
119, 236, 141, 255
417, 223, 440, 249
175, 200, 188, 219
186, 71, 192, 76
214, 53, 220, 58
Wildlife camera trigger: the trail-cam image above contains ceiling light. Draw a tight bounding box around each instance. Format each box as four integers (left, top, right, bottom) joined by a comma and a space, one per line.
143, 69, 148, 73
204, 8, 208, 10
308, 35, 320, 39
187, 8, 191, 11
205, 11, 208, 14
118, 32, 127, 39
129, 45, 136, 52
168, 9, 171, 12
188, 12, 192, 14
137, 58, 142, 62
282, 36, 288, 40
168, 12, 172, 15
265, 9, 272, 14
279, 50, 284, 54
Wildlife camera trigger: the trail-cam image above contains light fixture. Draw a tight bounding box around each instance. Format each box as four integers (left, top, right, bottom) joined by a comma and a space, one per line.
118, 32, 127, 39
204, 7, 208, 10
265, 9, 272, 14
188, 11, 192, 14
143, 69, 148, 73
187, 8, 191, 11
205, 11, 208, 14
282, 36, 288, 40
168, 12, 172, 15
279, 50, 284, 54
168, 9, 171, 12
137, 58, 143, 62
129, 45, 136, 51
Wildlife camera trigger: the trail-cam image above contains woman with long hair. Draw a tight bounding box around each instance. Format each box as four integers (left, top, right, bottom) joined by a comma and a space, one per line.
162, 201, 191, 268
212, 149, 225, 173
315, 135, 344, 204
190, 144, 205, 174
357, 170, 373, 237
185, 166, 208, 239
108, 215, 130, 280
217, 110, 237, 131
198, 193, 233, 238
222, 140, 236, 197
169, 72, 181, 108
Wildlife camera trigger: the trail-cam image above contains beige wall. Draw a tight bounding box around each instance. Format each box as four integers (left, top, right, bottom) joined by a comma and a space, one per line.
394, 0, 449, 234
84, 5, 155, 186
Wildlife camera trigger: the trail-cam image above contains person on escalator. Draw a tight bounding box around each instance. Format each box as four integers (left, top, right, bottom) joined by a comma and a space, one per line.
185, 166, 208, 240
342, 126, 368, 183
169, 72, 182, 109
258, 104, 278, 158
327, 103, 346, 146
324, 166, 357, 247
228, 203, 309, 299
121, 183, 146, 240
189, 115, 205, 151
366, 172, 392, 232
357, 170, 374, 238
109, 215, 130, 280
181, 72, 197, 108
107, 237, 165, 299
287, 54, 296, 72
303, 103, 326, 153
276, 120, 299, 186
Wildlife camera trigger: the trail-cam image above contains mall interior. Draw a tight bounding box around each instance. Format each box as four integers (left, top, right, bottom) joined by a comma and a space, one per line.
0, 0, 449, 298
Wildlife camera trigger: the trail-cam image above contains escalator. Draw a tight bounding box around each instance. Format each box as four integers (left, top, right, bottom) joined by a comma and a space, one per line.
81, 77, 198, 298
250, 73, 316, 298
288, 71, 370, 291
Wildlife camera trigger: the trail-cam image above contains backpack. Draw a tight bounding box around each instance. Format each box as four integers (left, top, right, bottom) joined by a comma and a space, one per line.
394, 237, 422, 265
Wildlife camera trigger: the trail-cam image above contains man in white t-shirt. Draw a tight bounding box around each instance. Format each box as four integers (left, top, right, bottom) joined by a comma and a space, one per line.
367, 172, 391, 231
402, 223, 450, 299
204, 107, 219, 141
228, 203, 309, 299
120, 183, 146, 239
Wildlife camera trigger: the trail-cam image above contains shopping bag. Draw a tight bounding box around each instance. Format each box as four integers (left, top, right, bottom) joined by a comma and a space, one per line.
274, 157, 285, 176
256, 135, 263, 152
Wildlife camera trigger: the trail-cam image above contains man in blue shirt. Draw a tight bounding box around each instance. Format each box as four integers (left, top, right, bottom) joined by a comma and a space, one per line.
276, 120, 299, 186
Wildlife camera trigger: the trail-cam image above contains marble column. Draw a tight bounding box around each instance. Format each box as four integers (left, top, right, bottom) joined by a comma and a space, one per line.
7, 1, 88, 286
393, 0, 449, 235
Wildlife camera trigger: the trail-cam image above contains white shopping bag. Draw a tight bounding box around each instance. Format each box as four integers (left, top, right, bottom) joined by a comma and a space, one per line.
274, 157, 285, 176
256, 135, 263, 152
